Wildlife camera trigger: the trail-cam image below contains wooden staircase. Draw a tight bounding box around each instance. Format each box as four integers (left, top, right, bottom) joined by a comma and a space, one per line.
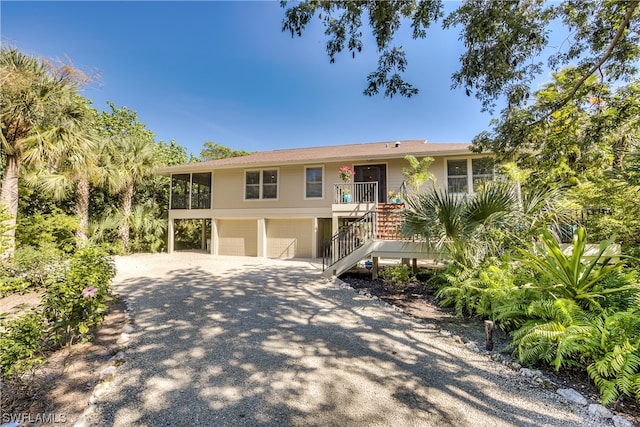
376, 203, 404, 240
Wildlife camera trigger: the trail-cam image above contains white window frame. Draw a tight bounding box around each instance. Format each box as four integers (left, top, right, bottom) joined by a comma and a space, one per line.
445, 157, 495, 194
304, 165, 324, 200
445, 158, 469, 194
244, 168, 279, 201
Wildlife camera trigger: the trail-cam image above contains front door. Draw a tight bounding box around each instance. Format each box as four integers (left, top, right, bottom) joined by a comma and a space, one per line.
354, 164, 387, 203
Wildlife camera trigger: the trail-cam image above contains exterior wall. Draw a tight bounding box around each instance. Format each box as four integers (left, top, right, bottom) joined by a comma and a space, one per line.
166, 153, 491, 258
217, 219, 258, 257
266, 219, 313, 258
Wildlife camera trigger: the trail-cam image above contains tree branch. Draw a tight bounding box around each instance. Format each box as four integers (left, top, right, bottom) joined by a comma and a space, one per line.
532, 0, 639, 125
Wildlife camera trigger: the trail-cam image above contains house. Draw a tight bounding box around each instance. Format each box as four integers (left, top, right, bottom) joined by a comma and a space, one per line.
157, 139, 495, 276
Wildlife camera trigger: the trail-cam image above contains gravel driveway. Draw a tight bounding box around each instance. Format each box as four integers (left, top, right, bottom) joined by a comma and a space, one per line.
87, 252, 603, 427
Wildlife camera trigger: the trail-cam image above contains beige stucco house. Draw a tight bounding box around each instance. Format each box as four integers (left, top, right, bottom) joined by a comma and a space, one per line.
158, 139, 494, 275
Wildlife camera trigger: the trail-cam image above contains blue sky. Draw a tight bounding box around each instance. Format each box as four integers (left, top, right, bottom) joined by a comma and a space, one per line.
2, 1, 504, 156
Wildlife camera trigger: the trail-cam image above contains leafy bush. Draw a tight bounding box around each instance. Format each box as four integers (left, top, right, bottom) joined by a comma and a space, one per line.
12, 243, 67, 289
436, 260, 519, 318
381, 264, 416, 291
42, 247, 115, 345
16, 208, 78, 254
587, 310, 640, 405
0, 310, 46, 377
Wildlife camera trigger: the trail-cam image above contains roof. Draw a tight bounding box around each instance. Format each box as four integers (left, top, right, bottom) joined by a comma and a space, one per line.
157, 139, 472, 175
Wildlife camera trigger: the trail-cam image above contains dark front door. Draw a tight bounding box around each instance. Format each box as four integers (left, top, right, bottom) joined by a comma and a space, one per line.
354, 164, 387, 203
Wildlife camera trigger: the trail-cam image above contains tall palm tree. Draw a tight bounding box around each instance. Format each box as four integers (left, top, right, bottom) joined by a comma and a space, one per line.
24, 103, 102, 245
0, 47, 86, 259
103, 136, 157, 252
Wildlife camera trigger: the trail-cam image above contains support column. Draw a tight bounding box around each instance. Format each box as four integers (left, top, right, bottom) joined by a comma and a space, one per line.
201, 219, 206, 250
257, 218, 267, 258
311, 217, 318, 258
211, 219, 219, 255
372, 256, 379, 279
167, 218, 175, 254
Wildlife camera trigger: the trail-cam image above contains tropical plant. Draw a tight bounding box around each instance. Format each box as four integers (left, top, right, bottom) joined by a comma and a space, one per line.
401, 181, 516, 267
96, 103, 157, 252
0, 47, 88, 259
402, 155, 435, 193
42, 246, 115, 345
22, 103, 102, 245
518, 227, 634, 311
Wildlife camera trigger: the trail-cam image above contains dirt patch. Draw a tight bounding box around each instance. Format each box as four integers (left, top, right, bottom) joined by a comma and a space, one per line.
0, 291, 43, 322
340, 268, 640, 426
1, 296, 126, 426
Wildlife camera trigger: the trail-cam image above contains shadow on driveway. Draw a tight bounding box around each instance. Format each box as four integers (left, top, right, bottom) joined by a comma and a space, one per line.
90, 254, 592, 427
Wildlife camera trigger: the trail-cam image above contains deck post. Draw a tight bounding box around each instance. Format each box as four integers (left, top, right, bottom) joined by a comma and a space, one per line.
372, 256, 379, 279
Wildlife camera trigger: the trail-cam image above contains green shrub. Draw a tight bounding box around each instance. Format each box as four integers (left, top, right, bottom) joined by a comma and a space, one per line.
16, 208, 78, 254
381, 264, 416, 291
12, 243, 67, 289
0, 310, 46, 377
42, 247, 115, 345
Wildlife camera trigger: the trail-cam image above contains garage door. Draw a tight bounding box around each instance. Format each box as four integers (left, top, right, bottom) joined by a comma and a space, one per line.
217, 220, 257, 257
267, 219, 312, 258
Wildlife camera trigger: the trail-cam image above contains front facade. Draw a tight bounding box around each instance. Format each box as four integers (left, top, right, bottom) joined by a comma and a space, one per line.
159, 139, 494, 259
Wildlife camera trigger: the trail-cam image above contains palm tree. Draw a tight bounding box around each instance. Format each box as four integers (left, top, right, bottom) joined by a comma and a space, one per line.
0, 47, 87, 259
402, 155, 435, 194
401, 179, 572, 267
95, 103, 157, 252
103, 136, 157, 252
25, 105, 102, 245
401, 181, 517, 267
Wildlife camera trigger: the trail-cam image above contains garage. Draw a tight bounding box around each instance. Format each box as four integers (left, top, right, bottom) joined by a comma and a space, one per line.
217, 219, 258, 257
266, 219, 313, 258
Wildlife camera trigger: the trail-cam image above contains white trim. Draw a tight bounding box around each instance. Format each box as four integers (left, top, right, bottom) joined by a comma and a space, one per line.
304, 165, 324, 200
445, 156, 496, 194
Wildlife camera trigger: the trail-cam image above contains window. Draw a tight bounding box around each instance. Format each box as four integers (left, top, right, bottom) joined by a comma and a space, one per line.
171, 174, 190, 209
446, 157, 495, 194
447, 159, 468, 193
191, 173, 212, 209
305, 166, 323, 198
245, 171, 261, 200
170, 173, 211, 209
472, 158, 494, 191
245, 169, 278, 200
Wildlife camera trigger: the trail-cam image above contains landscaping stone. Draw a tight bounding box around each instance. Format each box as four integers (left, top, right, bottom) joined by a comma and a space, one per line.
613, 415, 636, 427
588, 404, 613, 419
557, 388, 588, 405
520, 368, 543, 379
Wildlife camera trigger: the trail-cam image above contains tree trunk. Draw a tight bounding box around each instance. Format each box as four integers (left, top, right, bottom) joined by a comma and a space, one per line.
76, 177, 90, 245
0, 155, 21, 261
118, 183, 133, 252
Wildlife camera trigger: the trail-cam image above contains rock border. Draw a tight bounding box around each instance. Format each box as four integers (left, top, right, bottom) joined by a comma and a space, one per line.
331, 276, 637, 427
73, 295, 135, 427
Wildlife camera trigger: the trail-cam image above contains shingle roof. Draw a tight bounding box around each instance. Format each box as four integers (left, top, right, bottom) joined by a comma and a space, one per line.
157, 139, 471, 175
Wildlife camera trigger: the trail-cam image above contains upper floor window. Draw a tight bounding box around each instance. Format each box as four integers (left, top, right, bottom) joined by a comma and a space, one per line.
245, 169, 278, 200
447, 159, 468, 193
446, 158, 494, 194
305, 166, 323, 199
170, 172, 211, 209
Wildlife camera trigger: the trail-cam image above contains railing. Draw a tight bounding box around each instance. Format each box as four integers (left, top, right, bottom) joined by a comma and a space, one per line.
322, 209, 377, 270
170, 192, 211, 209
170, 194, 189, 209
333, 182, 378, 204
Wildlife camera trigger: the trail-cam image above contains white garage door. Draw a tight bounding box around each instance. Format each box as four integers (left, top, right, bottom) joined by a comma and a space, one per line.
267, 219, 312, 258
217, 220, 257, 257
